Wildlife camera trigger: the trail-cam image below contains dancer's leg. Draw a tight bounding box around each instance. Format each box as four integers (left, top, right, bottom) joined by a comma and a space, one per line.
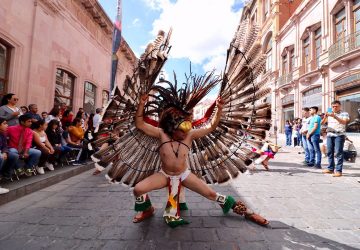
132, 173, 168, 223
182, 173, 269, 226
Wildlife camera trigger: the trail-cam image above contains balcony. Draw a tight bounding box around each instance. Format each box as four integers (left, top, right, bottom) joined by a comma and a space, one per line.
328, 31, 360, 62
277, 73, 293, 87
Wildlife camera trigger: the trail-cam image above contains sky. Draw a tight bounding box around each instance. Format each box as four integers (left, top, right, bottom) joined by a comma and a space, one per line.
98, 0, 244, 99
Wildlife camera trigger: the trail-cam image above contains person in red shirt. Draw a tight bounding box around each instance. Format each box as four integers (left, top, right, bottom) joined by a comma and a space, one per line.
7, 114, 41, 176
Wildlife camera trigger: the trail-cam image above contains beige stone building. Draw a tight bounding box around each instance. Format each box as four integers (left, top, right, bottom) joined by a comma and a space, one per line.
0, 0, 137, 114
242, 0, 360, 138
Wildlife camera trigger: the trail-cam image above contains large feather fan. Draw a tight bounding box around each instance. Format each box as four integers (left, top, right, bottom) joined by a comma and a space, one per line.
91, 21, 272, 186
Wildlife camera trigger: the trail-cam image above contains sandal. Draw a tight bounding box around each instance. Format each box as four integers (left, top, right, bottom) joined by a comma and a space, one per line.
133, 206, 155, 223
245, 213, 269, 226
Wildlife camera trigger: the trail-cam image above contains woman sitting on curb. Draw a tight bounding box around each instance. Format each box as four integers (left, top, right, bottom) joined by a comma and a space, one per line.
32, 119, 55, 174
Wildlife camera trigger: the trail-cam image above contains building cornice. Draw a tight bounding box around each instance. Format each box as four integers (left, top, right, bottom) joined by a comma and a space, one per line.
277, 0, 319, 40
78, 0, 113, 35
37, 0, 66, 14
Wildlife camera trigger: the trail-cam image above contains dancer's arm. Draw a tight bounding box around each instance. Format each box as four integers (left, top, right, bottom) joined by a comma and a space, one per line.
135, 94, 161, 138
190, 97, 224, 140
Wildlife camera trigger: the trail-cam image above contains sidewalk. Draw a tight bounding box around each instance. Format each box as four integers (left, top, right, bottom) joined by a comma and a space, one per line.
0, 163, 94, 206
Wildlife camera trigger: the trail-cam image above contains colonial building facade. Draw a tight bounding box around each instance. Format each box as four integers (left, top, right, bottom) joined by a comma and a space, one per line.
0, 0, 137, 114
242, 0, 360, 136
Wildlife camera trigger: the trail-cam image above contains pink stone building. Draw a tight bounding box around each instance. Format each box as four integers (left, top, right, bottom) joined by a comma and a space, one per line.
0, 0, 137, 114
242, 0, 360, 142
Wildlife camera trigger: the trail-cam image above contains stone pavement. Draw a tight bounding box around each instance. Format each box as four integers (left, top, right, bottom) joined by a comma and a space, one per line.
0, 146, 359, 249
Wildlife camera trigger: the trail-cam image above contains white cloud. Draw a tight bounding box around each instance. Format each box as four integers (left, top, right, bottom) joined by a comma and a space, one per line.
146, 0, 243, 71
131, 18, 141, 27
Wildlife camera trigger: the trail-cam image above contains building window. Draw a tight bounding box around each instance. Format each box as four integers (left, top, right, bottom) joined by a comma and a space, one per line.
303, 36, 310, 73
0, 41, 11, 97
55, 69, 75, 109
282, 54, 287, 75
84, 81, 96, 114
302, 86, 322, 111
102, 90, 109, 108
354, 0, 360, 32
289, 49, 295, 72
335, 8, 346, 42
314, 27, 322, 68
265, 38, 272, 72
338, 92, 360, 133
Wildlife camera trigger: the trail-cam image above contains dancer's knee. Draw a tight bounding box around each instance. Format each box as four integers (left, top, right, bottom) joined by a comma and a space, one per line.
206, 189, 217, 200
133, 185, 144, 197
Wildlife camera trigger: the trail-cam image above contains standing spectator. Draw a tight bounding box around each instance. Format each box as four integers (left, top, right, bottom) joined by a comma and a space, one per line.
306, 106, 322, 168
321, 101, 350, 177
93, 108, 102, 130
41, 112, 48, 120
284, 120, 293, 146
0, 118, 19, 194
88, 113, 94, 132
32, 119, 55, 174
295, 118, 302, 147
292, 119, 298, 147
300, 108, 311, 165
20, 106, 28, 114
75, 110, 87, 131
0, 93, 22, 126
7, 114, 41, 176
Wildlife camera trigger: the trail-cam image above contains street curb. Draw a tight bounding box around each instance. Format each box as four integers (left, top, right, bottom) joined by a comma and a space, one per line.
0, 163, 94, 206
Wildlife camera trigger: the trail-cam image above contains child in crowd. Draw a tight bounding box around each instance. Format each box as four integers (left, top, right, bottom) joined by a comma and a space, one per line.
253, 142, 281, 171
0, 118, 19, 194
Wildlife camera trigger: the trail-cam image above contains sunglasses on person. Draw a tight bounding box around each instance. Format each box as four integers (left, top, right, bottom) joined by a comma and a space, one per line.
12, 98, 19, 101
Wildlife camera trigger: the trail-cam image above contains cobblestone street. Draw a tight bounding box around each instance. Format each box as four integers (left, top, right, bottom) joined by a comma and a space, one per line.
0, 145, 359, 249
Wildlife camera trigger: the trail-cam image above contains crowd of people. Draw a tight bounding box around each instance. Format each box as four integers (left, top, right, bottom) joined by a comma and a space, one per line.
0, 93, 103, 194
285, 101, 357, 177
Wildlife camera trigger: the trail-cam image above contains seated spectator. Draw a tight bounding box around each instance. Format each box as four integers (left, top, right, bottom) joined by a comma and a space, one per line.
68, 118, 84, 144
32, 119, 55, 174
59, 103, 67, 116
61, 110, 74, 129
343, 137, 357, 163
7, 114, 41, 177
26, 104, 42, 125
0, 118, 19, 181
62, 122, 82, 148
46, 107, 62, 129
67, 119, 91, 164
41, 112, 48, 120
46, 120, 71, 163
0, 93, 22, 126
20, 106, 28, 114
0, 118, 19, 194
75, 110, 87, 131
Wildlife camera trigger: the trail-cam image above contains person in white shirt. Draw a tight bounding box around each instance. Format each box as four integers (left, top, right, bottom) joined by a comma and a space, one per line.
300, 107, 311, 165
93, 108, 102, 130
321, 100, 350, 177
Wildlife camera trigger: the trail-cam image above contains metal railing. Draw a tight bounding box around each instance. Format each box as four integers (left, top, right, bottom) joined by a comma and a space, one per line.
328, 31, 360, 61
277, 72, 293, 87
